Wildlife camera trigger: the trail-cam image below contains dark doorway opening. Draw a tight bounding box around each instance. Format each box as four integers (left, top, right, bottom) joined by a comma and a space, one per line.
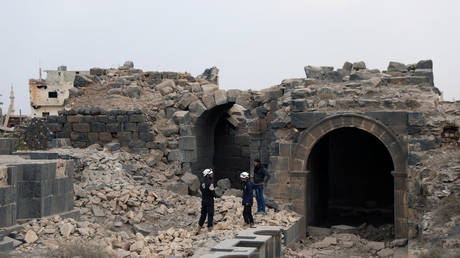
307, 127, 394, 228
193, 103, 250, 188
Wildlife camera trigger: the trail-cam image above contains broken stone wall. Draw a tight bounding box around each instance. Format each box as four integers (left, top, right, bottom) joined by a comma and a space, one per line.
44, 109, 154, 153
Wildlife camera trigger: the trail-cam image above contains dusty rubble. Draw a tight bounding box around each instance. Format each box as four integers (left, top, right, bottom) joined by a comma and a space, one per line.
7, 147, 300, 257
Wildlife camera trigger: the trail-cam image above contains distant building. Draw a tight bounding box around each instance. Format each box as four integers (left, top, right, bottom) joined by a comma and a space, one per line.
29, 66, 89, 117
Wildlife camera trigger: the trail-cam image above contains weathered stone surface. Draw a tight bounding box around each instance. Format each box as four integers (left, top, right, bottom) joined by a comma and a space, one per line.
181, 172, 200, 194
24, 230, 38, 243
188, 100, 207, 117
172, 111, 191, 125
201, 84, 219, 94
352, 61, 366, 70
167, 181, 188, 195
388, 61, 407, 73
126, 85, 141, 98
214, 90, 227, 105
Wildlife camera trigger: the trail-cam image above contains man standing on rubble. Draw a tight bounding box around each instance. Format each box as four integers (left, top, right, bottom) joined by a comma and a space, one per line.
252, 158, 270, 214
197, 168, 216, 234
240, 171, 255, 227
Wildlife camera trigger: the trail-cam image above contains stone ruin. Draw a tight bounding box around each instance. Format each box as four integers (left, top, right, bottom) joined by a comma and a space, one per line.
0, 138, 77, 251
2, 59, 458, 256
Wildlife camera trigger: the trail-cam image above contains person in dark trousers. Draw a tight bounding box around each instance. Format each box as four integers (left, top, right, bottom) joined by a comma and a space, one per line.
252, 158, 270, 214
240, 171, 255, 227
196, 168, 216, 234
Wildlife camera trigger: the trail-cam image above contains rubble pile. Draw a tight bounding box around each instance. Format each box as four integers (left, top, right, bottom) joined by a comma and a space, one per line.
8, 147, 300, 257
407, 145, 460, 257
286, 233, 408, 258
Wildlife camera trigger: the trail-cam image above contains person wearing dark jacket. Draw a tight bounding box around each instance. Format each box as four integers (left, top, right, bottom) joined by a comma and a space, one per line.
252, 158, 270, 214
240, 171, 255, 227
196, 168, 217, 234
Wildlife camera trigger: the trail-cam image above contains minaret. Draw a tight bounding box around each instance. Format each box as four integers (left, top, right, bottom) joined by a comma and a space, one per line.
3, 86, 14, 128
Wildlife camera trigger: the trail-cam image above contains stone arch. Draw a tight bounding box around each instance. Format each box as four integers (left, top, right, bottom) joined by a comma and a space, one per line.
191, 102, 250, 187
290, 113, 408, 238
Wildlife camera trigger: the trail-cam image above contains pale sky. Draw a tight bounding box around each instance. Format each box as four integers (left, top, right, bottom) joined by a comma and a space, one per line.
1, 0, 459, 115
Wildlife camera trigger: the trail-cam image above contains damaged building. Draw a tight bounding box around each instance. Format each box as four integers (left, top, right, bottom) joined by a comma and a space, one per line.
29, 66, 89, 117
10, 59, 459, 256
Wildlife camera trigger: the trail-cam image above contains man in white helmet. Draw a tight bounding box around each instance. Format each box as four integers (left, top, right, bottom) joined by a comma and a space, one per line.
197, 168, 216, 234
240, 171, 255, 227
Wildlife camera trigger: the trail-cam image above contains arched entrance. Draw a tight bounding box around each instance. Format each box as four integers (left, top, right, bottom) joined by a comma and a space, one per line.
192, 103, 250, 187
307, 127, 394, 228
290, 114, 408, 238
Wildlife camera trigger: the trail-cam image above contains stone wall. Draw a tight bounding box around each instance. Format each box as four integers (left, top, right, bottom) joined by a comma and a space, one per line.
0, 139, 74, 228
45, 109, 154, 154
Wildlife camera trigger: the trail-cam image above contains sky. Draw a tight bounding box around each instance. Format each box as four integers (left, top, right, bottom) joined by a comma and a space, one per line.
1, 0, 459, 115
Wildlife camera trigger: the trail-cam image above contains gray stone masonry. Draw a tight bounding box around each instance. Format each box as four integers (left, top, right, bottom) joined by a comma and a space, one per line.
0, 143, 74, 228
44, 109, 156, 152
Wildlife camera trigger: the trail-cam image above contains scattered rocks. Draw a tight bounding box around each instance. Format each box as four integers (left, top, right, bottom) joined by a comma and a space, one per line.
24, 230, 38, 243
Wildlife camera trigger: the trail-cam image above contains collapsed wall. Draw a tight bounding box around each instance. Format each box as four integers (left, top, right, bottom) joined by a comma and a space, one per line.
24, 60, 460, 255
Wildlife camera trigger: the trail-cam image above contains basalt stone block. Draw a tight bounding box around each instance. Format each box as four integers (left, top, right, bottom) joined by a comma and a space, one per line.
72, 141, 88, 148
71, 132, 88, 141
98, 132, 112, 142
0, 204, 16, 227
21, 163, 56, 181
189, 100, 207, 117
90, 122, 106, 132
107, 115, 117, 123
53, 177, 73, 196
87, 132, 99, 144
139, 132, 155, 142
214, 90, 227, 105
367, 111, 408, 134
17, 197, 42, 219
47, 123, 63, 132
0, 139, 15, 155
129, 139, 145, 148
291, 99, 309, 112
105, 142, 120, 152
106, 123, 121, 132
165, 107, 177, 118
95, 115, 108, 123
178, 136, 196, 150
146, 140, 167, 150
80, 116, 94, 123
116, 115, 129, 123
172, 111, 191, 125
72, 123, 90, 133
117, 131, 132, 144
132, 148, 149, 155
129, 114, 144, 123
408, 153, 421, 166
17, 180, 53, 198
181, 150, 197, 162
226, 89, 242, 103
179, 125, 193, 136
66, 115, 82, 123
137, 122, 150, 132
124, 122, 138, 132
415, 60, 432, 69
291, 112, 327, 129
0, 187, 16, 206
407, 112, 425, 134
167, 150, 181, 161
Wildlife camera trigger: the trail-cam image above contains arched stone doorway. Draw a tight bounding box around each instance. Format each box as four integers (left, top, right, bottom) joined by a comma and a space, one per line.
307, 127, 394, 228
192, 103, 250, 187
290, 114, 408, 238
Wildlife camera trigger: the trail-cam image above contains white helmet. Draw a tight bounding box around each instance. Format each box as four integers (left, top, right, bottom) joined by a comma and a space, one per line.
240, 171, 249, 179
202, 168, 213, 177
